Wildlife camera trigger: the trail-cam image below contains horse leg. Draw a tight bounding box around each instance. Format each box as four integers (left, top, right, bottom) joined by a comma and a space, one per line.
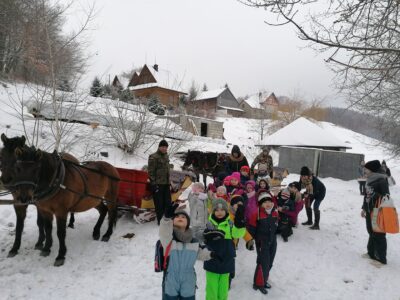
8, 205, 27, 257
40, 213, 53, 257
93, 203, 107, 240
34, 209, 45, 250
102, 184, 118, 242
67, 213, 75, 229
203, 172, 207, 187
54, 215, 68, 267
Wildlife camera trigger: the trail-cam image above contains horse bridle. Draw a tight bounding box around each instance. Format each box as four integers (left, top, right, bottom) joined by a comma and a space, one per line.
13, 153, 66, 203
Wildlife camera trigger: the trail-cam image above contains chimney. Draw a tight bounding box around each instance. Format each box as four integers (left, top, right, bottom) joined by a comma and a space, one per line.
153, 64, 159, 72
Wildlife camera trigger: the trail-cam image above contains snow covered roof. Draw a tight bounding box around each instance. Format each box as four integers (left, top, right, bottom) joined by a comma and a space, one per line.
147, 65, 184, 92
194, 88, 226, 101
244, 93, 264, 109
260, 117, 351, 149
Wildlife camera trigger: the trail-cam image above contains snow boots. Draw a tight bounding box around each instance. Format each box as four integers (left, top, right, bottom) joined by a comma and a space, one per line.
302, 207, 313, 225
310, 210, 320, 230
253, 284, 268, 295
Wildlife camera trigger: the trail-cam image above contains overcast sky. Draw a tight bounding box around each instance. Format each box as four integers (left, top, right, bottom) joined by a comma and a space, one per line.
76, 0, 345, 106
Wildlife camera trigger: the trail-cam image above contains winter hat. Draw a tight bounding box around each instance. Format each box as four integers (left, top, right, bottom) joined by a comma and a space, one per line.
289, 181, 301, 192
223, 176, 232, 186
231, 145, 241, 155
300, 166, 311, 176
262, 146, 271, 152
231, 172, 241, 182
174, 209, 190, 229
158, 139, 169, 148
365, 160, 381, 173
212, 198, 229, 213
240, 166, 250, 173
257, 190, 272, 205
230, 195, 244, 207
257, 176, 270, 188
280, 188, 290, 200
245, 180, 256, 190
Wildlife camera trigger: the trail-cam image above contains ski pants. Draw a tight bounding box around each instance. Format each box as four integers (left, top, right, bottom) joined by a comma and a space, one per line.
205, 272, 229, 300
254, 238, 277, 287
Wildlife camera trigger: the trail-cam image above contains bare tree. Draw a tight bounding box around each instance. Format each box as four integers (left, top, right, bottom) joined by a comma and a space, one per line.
240, 0, 400, 154
2, 0, 95, 151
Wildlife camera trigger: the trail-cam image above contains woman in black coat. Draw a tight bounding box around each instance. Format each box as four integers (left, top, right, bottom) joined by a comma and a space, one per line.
226, 145, 249, 174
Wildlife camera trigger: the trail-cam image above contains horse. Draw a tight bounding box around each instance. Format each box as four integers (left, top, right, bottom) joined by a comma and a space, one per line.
0, 134, 78, 257
10, 146, 120, 266
181, 150, 229, 186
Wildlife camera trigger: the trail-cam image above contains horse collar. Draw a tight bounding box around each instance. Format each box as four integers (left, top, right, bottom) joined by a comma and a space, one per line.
33, 154, 66, 202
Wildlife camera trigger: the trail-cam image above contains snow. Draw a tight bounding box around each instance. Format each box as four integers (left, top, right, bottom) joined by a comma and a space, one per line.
194, 88, 226, 101
1, 82, 400, 299
261, 117, 350, 149
244, 93, 264, 109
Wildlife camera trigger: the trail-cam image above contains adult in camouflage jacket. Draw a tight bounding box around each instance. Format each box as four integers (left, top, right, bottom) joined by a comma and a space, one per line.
148, 139, 172, 225
251, 146, 273, 179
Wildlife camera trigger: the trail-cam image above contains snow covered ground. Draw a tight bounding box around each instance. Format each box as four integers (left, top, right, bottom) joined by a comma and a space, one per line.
0, 83, 400, 299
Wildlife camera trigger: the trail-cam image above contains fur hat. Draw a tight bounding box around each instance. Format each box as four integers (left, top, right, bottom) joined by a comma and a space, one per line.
257, 189, 272, 205
212, 198, 229, 213
158, 139, 169, 148
240, 165, 250, 173
174, 209, 190, 229
365, 160, 381, 173
300, 166, 311, 176
223, 176, 232, 186
257, 176, 270, 187
231, 172, 241, 182
289, 181, 301, 192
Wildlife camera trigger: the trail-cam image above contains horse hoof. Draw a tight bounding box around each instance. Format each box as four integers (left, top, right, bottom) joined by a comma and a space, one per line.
54, 258, 65, 267
93, 233, 100, 240
67, 224, 74, 229
35, 244, 44, 250
101, 236, 110, 242
7, 251, 18, 258
40, 250, 51, 257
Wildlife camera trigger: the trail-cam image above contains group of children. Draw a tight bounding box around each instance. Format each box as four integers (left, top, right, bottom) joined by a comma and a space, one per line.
159, 165, 304, 299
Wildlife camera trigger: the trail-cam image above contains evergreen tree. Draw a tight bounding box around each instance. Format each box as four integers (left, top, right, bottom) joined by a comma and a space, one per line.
202, 83, 208, 91
148, 95, 165, 115
224, 83, 229, 88
90, 77, 103, 97
189, 80, 198, 100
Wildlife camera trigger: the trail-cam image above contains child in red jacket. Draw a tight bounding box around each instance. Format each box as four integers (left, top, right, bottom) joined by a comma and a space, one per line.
247, 189, 279, 295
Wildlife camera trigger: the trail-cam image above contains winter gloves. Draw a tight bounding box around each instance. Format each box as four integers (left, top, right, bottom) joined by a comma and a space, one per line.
164, 202, 179, 219
234, 204, 246, 228
246, 239, 255, 251
203, 228, 225, 243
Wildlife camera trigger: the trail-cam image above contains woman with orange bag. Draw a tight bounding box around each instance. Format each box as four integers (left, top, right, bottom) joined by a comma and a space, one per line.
361, 160, 390, 266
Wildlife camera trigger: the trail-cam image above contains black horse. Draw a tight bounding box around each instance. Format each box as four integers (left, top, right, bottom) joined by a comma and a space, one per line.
0, 134, 77, 257
181, 150, 228, 186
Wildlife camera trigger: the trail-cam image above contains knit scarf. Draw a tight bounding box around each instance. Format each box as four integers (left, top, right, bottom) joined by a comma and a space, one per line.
247, 190, 255, 198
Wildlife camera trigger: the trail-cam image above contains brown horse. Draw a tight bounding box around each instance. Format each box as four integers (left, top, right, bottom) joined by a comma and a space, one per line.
11, 146, 120, 266
0, 134, 78, 257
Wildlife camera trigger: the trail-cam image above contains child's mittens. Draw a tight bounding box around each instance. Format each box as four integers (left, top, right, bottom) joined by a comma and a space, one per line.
203, 229, 225, 243
164, 202, 180, 219
234, 205, 246, 228
246, 239, 255, 251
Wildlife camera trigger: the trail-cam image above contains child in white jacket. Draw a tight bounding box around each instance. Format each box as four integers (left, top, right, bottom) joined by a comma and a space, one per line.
188, 182, 208, 242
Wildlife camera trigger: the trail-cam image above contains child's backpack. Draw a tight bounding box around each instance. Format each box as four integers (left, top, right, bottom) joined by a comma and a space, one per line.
154, 240, 172, 272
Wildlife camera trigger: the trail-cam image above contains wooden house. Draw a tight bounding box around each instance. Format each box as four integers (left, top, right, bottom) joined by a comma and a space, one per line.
186, 87, 243, 117
128, 64, 187, 109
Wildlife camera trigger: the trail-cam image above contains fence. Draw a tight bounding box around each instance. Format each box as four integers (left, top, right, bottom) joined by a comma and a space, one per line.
278, 146, 364, 180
